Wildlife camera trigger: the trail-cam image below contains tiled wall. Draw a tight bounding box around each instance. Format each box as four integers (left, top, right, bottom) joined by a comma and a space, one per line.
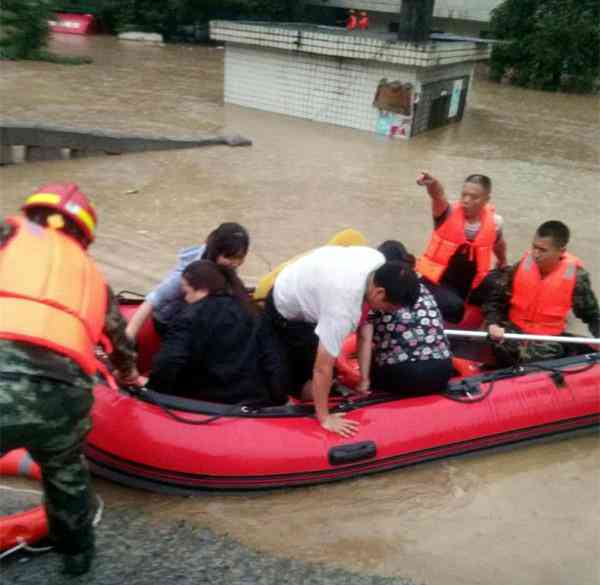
224, 44, 418, 132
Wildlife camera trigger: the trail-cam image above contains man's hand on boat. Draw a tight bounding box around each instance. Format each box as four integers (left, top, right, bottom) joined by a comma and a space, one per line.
351, 378, 371, 398
320, 413, 360, 438
115, 367, 146, 387
488, 324, 506, 343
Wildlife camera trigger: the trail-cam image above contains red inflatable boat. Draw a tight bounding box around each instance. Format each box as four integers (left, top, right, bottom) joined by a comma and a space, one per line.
84, 298, 600, 493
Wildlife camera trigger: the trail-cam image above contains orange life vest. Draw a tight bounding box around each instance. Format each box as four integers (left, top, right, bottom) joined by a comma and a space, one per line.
509, 251, 582, 335
346, 15, 357, 30
416, 202, 497, 291
0, 215, 107, 374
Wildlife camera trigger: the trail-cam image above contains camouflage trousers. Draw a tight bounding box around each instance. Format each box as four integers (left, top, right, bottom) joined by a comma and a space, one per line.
491, 321, 565, 367
0, 371, 95, 555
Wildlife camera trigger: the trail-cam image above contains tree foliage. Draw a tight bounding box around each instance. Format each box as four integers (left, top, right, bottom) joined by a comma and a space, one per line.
0, 0, 53, 59
489, 0, 600, 92
91, 0, 310, 39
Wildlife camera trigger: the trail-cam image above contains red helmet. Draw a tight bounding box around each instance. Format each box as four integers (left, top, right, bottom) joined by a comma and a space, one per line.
22, 182, 98, 243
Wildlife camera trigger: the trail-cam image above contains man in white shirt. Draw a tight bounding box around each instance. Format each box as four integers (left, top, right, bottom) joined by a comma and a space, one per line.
266, 246, 405, 437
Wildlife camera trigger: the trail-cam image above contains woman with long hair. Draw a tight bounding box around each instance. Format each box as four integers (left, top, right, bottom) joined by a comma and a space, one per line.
147, 260, 284, 405
126, 223, 250, 340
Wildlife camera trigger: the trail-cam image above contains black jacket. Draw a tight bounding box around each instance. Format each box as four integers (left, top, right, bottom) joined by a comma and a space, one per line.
148, 294, 285, 404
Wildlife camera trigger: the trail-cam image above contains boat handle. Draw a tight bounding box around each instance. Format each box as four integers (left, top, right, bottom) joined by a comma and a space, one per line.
328, 441, 376, 466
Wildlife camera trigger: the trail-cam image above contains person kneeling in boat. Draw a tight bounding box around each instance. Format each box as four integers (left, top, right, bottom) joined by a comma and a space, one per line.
483, 221, 599, 366
265, 246, 407, 437
0, 183, 141, 576
356, 245, 453, 395
415, 171, 508, 323
147, 260, 285, 405
126, 222, 250, 341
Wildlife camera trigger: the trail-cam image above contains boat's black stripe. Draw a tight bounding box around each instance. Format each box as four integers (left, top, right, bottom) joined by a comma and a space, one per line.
85, 413, 599, 491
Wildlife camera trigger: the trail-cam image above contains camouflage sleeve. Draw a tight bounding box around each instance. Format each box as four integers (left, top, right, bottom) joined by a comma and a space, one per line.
482, 263, 517, 325
0, 220, 16, 246
103, 286, 138, 373
572, 268, 600, 338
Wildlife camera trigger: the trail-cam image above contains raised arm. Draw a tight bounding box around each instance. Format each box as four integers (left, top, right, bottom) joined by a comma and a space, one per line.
416, 171, 448, 219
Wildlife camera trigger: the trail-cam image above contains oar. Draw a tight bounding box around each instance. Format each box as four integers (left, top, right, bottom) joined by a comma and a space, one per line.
444, 329, 600, 346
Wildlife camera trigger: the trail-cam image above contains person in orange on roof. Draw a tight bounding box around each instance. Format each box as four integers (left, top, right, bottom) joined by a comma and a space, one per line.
346, 9, 358, 31
358, 11, 369, 30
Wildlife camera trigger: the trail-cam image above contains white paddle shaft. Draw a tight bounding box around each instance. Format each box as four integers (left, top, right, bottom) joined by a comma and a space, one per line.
444, 329, 600, 346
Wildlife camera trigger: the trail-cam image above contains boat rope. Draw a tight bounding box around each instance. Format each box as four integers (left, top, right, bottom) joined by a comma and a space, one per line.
0, 492, 104, 560
0, 485, 43, 497
130, 386, 246, 425
0, 538, 53, 560
443, 355, 598, 404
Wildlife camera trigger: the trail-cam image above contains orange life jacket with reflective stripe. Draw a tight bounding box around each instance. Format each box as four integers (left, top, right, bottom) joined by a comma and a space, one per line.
509, 251, 582, 335
0, 216, 107, 374
416, 202, 497, 291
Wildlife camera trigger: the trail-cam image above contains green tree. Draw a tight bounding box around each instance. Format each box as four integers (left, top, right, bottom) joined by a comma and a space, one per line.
489, 0, 600, 92
91, 0, 309, 38
0, 0, 53, 59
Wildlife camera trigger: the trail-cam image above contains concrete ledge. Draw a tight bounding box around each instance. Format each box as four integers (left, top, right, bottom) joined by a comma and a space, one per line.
210, 20, 491, 67
0, 123, 252, 164
0, 145, 13, 165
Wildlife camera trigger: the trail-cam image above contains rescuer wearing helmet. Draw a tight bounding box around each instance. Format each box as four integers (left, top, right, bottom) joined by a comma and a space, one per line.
0, 182, 141, 575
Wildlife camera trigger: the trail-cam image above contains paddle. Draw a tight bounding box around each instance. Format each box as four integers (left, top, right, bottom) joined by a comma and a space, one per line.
444, 329, 600, 346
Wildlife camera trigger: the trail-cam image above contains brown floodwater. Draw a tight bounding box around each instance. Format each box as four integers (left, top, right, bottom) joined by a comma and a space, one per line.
1, 34, 599, 585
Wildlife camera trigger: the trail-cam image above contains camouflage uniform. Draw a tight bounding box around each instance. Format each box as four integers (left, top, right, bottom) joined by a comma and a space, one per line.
0, 219, 136, 557
482, 262, 600, 365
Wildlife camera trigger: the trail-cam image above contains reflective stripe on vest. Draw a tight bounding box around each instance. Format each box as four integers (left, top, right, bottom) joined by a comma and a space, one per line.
509, 251, 582, 335
0, 215, 107, 374
416, 202, 497, 290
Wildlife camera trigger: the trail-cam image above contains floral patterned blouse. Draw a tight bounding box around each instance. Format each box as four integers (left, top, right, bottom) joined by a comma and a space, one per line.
370, 283, 451, 366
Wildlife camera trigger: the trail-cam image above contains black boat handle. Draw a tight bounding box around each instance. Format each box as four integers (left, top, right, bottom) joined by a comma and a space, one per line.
328, 441, 376, 466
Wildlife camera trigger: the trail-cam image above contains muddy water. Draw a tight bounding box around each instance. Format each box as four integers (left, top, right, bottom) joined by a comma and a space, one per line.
1, 35, 599, 585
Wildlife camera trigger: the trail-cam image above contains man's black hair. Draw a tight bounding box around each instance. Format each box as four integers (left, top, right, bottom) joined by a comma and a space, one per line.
377, 240, 415, 267
536, 220, 570, 249
372, 261, 419, 307
464, 174, 492, 192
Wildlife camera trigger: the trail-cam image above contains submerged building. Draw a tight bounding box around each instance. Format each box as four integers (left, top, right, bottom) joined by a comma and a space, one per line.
210, 1, 493, 139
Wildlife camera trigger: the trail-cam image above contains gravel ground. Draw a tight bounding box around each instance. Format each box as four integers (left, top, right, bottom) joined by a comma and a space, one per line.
1, 499, 421, 585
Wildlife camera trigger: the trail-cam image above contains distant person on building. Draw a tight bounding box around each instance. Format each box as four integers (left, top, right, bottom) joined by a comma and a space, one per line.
125, 222, 250, 341
264, 246, 407, 437
415, 171, 508, 323
0, 183, 141, 575
358, 11, 369, 31
483, 221, 599, 365
346, 9, 358, 31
